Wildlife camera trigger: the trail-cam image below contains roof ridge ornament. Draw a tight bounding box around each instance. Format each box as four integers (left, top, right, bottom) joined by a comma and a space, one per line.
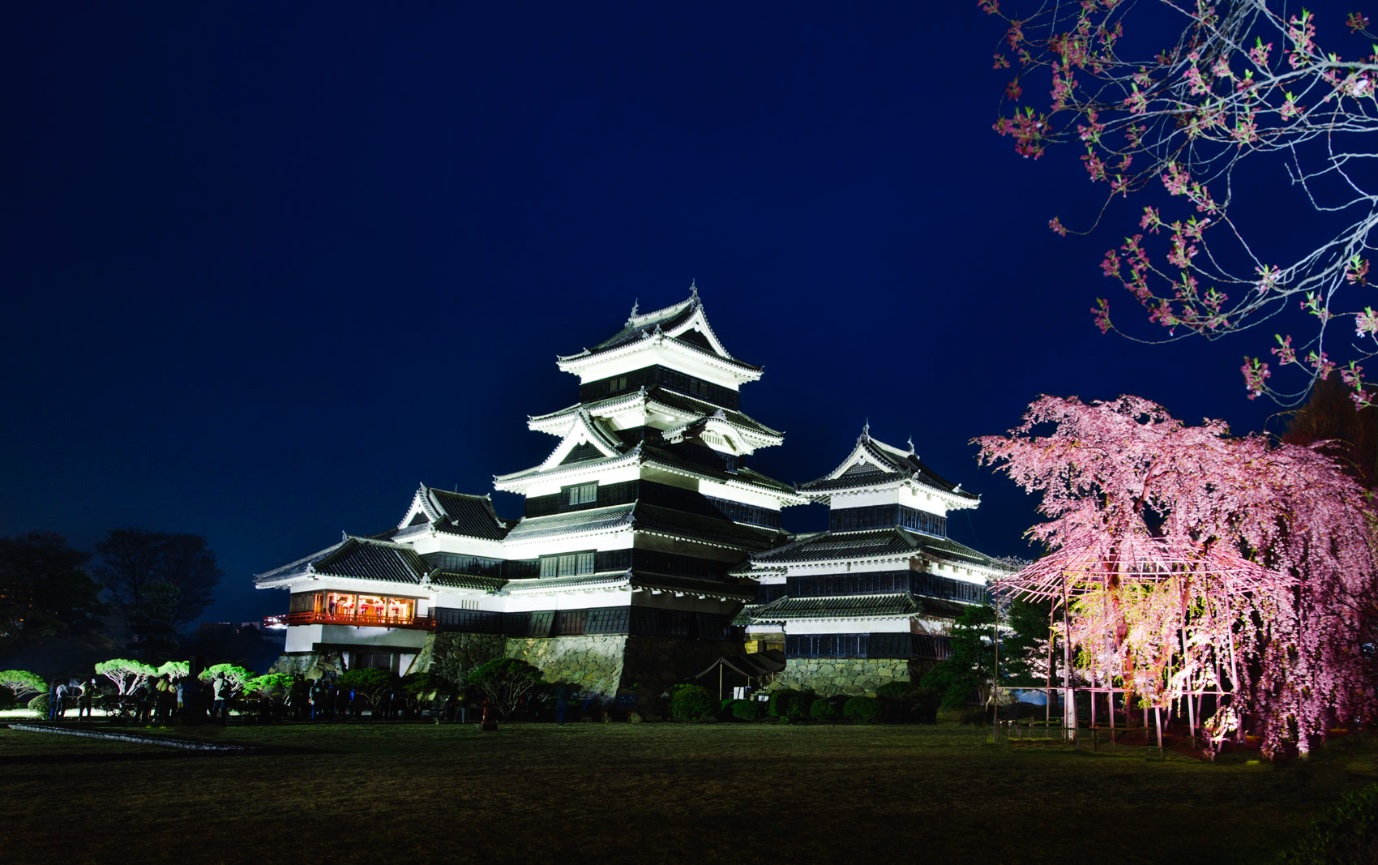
907, 436, 915, 456
628, 298, 639, 324
689, 279, 698, 300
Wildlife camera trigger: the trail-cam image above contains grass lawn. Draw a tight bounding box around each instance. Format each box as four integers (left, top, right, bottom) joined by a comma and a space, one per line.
3, 719, 1375, 865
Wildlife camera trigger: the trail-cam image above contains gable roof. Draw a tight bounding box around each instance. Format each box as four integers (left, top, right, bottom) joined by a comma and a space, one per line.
254, 541, 345, 587
256, 536, 433, 587
313, 537, 431, 584
798, 426, 979, 503
556, 287, 762, 377
396, 484, 511, 540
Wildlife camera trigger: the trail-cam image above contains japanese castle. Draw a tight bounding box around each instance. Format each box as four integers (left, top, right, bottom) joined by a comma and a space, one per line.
257, 286, 1003, 696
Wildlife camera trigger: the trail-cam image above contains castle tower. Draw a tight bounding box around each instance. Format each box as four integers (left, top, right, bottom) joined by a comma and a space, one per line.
489, 287, 807, 692
741, 426, 1002, 695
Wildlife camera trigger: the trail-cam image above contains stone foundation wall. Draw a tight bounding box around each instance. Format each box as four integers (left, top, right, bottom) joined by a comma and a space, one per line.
267, 651, 346, 678
413, 632, 507, 679
770, 658, 913, 696
621, 636, 741, 693
505, 635, 627, 696
272, 632, 746, 699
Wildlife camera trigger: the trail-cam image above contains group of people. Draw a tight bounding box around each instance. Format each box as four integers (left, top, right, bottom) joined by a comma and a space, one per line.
45, 678, 100, 720
43, 672, 231, 724
41, 671, 496, 725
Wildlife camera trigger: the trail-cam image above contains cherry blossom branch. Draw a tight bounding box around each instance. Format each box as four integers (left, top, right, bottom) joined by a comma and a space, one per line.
986, 0, 1378, 406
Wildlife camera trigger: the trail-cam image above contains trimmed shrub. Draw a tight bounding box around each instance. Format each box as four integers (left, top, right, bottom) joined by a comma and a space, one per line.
768, 689, 816, 722
842, 696, 882, 724
809, 697, 841, 724
669, 684, 716, 722
28, 694, 50, 719
731, 699, 766, 722
766, 689, 790, 719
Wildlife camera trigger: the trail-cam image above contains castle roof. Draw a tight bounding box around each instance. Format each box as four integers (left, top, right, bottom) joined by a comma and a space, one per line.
750, 527, 997, 568
395, 485, 511, 540
528, 386, 783, 446
798, 426, 979, 504
255, 536, 431, 588
750, 593, 923, 621
556, 287, 762, 381
500, 500, 785, 552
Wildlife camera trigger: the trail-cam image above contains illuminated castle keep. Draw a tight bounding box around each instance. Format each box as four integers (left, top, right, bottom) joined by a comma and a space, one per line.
739, 427, 1002, 693
257, 287, 1000, 696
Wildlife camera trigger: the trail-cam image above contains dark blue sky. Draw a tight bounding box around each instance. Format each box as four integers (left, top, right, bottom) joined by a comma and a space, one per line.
4, 3, 1294, 624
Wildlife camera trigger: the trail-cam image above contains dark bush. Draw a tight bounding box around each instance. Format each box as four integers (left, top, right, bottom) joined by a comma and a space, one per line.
1277, 782, 1378, 864
873, 681, 913, 699
766, 689, 791, 719
809, 697, 841, 724
843, 696, 882, 724
997, 701, 1041, 720
960, 707, 990, 725
731, 699, 765, 722
871, 681, 942, 724
670, 684, 716, 722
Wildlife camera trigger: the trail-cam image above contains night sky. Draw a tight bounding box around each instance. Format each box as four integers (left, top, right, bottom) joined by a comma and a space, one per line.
5, 3, 1297, 625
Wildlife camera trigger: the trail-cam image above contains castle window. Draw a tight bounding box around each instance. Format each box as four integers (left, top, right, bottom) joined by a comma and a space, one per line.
564, 482, 598, 506
539, 551, 597, 578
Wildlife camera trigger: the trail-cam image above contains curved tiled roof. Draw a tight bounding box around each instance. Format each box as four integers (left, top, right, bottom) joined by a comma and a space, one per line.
631, 502, 783, 551
313, 538, 431, 585
558, 291, 761, 374
426, 488, 510, 540
630, 571, 755, 601
254, 541, 344, 586
750, 593, 923, 621
800, 432, 978, 501
503, 504, 637, 543
429, 571, 508, 592
530, 387, 783, 443
640, 445, 799, 498
751, 527, 998, 567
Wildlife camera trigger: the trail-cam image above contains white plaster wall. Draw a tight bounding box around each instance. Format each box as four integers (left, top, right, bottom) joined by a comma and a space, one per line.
318, 624, 429, 649
785, 617, 911, 634
520, 464, 643, 498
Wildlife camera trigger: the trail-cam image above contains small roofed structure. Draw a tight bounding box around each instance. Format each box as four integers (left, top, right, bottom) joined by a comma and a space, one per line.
693, 649, 786, 700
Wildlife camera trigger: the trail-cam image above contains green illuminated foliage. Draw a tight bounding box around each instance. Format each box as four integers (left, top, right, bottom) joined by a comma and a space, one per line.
155, 660, 189, 679
94, 658, 157, 695
0, 669, 47, 701
200, 663, 254, 697
243, 673, 294, 697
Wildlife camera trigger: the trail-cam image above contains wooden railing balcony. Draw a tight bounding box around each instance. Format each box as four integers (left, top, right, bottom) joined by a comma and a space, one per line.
263, 612, 436, 630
